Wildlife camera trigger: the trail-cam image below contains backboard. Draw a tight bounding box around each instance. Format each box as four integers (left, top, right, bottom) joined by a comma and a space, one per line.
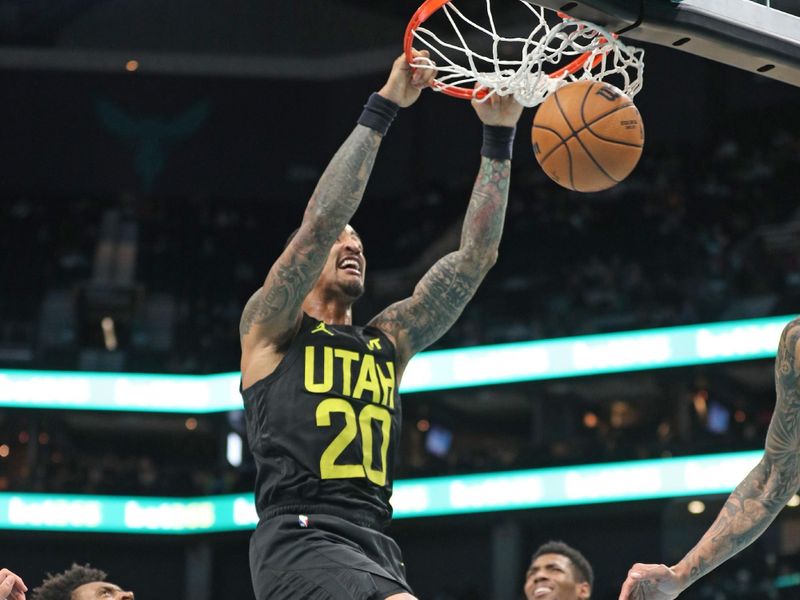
532, 0, 800, 87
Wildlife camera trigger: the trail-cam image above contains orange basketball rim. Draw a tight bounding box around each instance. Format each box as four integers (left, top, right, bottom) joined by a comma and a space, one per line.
403, 0, 645, 107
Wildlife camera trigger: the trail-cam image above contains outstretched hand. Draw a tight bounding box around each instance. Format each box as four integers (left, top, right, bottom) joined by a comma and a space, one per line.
0, 568, 28, 600
378, 50, 437, 108
619, 564, 685, 600
471, 89, 524, 128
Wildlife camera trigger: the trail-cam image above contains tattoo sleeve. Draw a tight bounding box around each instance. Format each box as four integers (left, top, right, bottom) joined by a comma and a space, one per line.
675, 317, 800, 585
240, 125, 382, 343
370, 157, 511, 367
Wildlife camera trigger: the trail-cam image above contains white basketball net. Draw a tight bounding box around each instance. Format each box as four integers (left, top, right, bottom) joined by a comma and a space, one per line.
410, 0, 645, 107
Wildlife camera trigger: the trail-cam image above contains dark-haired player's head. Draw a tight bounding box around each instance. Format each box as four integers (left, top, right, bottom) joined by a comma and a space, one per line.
32, 564, 134, 600
286, 224, 366, 303
524, 540, 593, 600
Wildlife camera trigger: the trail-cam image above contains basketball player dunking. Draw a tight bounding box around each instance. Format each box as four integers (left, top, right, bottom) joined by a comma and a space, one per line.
239, 52, 523, 599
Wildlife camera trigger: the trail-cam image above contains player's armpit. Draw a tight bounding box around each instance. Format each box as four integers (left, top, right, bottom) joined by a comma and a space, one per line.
369, 157, 510, 370
369, 251, 490, 371
239, 287, 301, 352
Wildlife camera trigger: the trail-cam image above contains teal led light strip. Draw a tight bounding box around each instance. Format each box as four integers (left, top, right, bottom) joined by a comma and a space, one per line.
400, 314, 791, 392
0, 316, 792, 412
775, 573, 800, 589
0, 451, 764, 534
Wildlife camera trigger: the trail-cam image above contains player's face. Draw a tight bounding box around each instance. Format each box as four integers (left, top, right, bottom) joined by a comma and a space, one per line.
523, 553, 590, 600
72, 581, 135, 600
318, 225, 366, 301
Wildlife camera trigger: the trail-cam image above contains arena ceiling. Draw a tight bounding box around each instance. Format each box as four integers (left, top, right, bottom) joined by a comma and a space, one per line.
0, 0, 419, 77
1, 0, 797, 81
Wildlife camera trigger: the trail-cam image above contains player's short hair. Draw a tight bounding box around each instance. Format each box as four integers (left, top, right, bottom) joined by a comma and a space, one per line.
530, 540, 594, 590
32, 563, 108, 600
283, 226, 362, 251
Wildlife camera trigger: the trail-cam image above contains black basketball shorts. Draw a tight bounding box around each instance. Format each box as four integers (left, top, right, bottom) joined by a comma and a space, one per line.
249, 513, 413, 600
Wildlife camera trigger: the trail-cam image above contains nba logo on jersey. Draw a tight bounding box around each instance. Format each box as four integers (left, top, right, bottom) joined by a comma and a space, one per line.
298, 515, 309, 528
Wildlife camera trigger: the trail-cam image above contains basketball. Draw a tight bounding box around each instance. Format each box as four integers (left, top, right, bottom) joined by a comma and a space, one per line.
531, 80, 645, 192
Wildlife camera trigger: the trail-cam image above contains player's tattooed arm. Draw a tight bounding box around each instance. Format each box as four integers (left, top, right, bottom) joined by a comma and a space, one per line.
620, 318, 800, 600
369, 157, 510, 369
676, 318, 800, 582
240, 125, 382, 346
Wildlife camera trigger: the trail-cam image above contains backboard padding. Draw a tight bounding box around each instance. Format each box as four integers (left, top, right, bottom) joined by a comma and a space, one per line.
532, 0, 800, 87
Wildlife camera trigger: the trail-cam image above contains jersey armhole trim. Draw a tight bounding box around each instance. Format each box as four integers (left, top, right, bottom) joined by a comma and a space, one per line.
241, 314, 315, 394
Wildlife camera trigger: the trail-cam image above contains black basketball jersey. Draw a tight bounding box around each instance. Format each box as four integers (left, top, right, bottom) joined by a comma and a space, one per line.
241, 314, 402, 530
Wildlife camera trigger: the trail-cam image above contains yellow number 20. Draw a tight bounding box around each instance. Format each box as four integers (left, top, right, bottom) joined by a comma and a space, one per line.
315, 398, 392, 486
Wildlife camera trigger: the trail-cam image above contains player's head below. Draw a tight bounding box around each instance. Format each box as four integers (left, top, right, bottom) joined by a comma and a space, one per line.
32, 564, 134, 600
524, 540, 593, 600
286, 224, 366, 304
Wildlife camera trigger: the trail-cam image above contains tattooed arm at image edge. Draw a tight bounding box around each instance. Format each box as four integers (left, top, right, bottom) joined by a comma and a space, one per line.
369, 157, 511, 367
675, 318, 800, 585
240, 126, 382, 342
